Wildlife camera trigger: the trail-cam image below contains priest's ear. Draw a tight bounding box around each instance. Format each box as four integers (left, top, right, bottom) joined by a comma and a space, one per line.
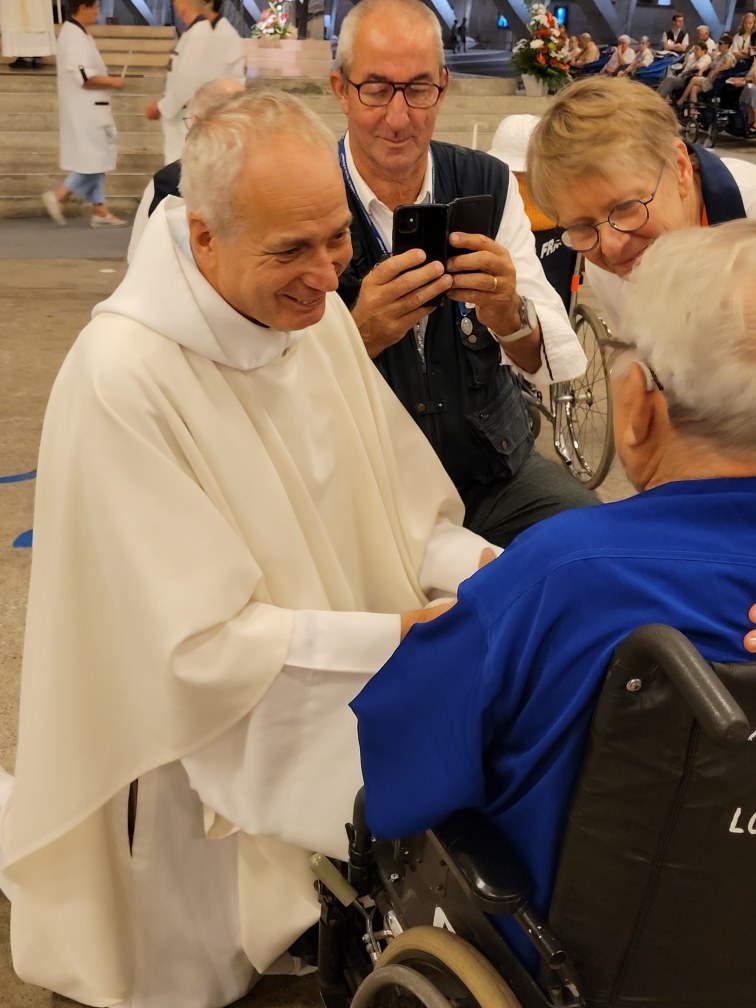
188, 212, 216, 269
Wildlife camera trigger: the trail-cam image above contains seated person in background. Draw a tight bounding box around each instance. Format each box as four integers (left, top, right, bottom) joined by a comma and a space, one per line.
730, 10, 756, 58
526, 77, 756, 333
570, 31, 600, 69
617, 35, 654, 76
662, 12, 689, 53
352, 218, 756, 974
599, 34, 635, 75
659, 37, 712, 100
677, 33, 735, 105
729, 57, 756, 135
697, 23, 718, 53
128, 76, 244, 260
0, 90, 497, 1008
566, 34, 581, 63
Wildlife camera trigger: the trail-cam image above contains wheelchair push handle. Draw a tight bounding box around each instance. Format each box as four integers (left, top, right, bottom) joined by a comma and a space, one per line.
611, 624, 751, 746
310, 852, 359, 907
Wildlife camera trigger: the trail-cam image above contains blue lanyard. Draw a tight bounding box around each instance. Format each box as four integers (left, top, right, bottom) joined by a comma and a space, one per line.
338, 137, 390, 257
337, 136, 436, 257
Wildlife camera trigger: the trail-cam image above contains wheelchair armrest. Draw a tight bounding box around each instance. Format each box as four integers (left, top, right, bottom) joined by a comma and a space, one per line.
434, 809, 530, 915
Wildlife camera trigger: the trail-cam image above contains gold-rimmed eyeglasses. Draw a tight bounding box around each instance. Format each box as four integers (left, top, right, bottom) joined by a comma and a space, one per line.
560, 163, 666, 252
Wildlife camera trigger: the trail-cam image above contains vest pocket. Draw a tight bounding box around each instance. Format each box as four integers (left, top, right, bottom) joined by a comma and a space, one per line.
468, 374, 533, 479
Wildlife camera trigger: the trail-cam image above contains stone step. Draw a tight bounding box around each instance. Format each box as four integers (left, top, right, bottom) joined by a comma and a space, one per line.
0, 127, 497, 171
0, 69, 165, 89
4, 170, 153, 196
0, 91, 164, 113
101, 52, 175, 68
96, 37, 175, 53
0, 111, 163, 131
89, 25, 176, 38
1, 193, 143, 217
0, 108, 507, 133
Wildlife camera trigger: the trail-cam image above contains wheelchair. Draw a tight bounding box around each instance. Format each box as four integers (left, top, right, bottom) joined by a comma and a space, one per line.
678, 57, 755, 149
521, 228, 617, 491
312, 624, 756, 1007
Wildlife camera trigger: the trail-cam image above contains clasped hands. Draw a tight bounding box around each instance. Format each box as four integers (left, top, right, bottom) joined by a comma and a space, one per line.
352, 231, 523, 360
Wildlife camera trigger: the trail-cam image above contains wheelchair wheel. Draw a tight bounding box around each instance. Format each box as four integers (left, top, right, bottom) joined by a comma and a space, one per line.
681, 107, 700, 143
361, 925, 523, 1008
703, 115, 720, 149
558, 304, 614, 490
350, 963, 453, 1007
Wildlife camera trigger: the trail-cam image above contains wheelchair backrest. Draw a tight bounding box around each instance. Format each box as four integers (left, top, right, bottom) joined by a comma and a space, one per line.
547, 624, 756, 1007
532, 227, 575, 314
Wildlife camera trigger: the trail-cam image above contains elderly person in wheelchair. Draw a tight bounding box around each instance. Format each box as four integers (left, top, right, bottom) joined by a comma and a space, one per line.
348, 219, 756, 1007
525, 76, 756, 333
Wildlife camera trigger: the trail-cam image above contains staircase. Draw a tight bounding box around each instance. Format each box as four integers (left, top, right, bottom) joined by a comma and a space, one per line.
0, 26, 551, 220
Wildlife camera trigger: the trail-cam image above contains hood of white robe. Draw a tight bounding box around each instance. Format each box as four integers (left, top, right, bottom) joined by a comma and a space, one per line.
93, 197, 308, 372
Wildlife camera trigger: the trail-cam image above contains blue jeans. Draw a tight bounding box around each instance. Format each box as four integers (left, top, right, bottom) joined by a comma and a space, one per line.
64, 172, 106, 206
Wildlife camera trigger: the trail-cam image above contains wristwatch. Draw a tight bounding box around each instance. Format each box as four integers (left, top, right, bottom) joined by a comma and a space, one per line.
489, 296, 538, 344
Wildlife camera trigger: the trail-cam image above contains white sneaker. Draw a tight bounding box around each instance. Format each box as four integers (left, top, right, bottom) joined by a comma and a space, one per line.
91, 213, 128, 228
41, 190, 65, 226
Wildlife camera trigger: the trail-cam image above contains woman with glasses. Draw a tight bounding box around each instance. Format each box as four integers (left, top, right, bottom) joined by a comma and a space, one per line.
676, 33, 735, 106
527, 76, 756, 331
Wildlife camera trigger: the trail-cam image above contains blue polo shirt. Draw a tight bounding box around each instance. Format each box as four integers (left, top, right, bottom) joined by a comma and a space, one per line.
351, 478, 756, 969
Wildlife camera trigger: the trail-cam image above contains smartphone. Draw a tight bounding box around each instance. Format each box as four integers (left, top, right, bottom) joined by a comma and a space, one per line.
446, 194, 495, 259
392, 202, 449, 306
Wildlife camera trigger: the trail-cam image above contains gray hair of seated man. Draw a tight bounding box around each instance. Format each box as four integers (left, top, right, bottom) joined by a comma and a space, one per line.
180, 90, 336, 239
623, 219, 756, 453
334, 0, 444, 77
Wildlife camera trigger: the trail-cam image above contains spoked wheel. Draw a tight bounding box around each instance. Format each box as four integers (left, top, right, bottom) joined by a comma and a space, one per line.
702, 114, 719, 149
557, 303, 614, 490
682, 107, 700, 143
350, 925, 522, 1008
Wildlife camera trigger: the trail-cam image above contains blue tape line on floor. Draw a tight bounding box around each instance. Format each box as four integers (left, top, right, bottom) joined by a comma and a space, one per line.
0, 469, 36, 483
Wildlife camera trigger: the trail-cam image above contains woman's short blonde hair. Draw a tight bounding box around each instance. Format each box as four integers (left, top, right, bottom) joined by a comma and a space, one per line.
526, 77, 681, 222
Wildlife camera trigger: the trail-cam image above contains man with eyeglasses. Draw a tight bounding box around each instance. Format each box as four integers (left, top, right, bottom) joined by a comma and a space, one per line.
526, 76, 756, 333
352, 218, 756, 978
330, 0, 595, 549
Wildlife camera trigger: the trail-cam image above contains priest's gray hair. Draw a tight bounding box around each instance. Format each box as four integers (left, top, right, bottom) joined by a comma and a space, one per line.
186, 78, 244, 124
180, 90, 336, 237
335, 0, 444, 76
623, 219, 756, 453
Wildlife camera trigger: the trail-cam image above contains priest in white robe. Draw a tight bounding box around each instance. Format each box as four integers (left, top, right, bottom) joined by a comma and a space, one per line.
0, 0, 56, 68
0, 90, 495, 1008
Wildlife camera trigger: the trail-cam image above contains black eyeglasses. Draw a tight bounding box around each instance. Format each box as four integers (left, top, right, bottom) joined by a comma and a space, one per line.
345, 78, 445, 109
560, 163, 666, 252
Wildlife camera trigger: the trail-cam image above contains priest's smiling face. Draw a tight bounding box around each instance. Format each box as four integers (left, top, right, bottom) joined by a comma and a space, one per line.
191, 136, 353, 332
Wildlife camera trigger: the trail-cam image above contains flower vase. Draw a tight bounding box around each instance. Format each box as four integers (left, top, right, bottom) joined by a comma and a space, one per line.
521, 74, 549, 97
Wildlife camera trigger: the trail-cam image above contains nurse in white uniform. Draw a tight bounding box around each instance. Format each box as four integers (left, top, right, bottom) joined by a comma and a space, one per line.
145, 0, 246, 164
41, 0, 128, 227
